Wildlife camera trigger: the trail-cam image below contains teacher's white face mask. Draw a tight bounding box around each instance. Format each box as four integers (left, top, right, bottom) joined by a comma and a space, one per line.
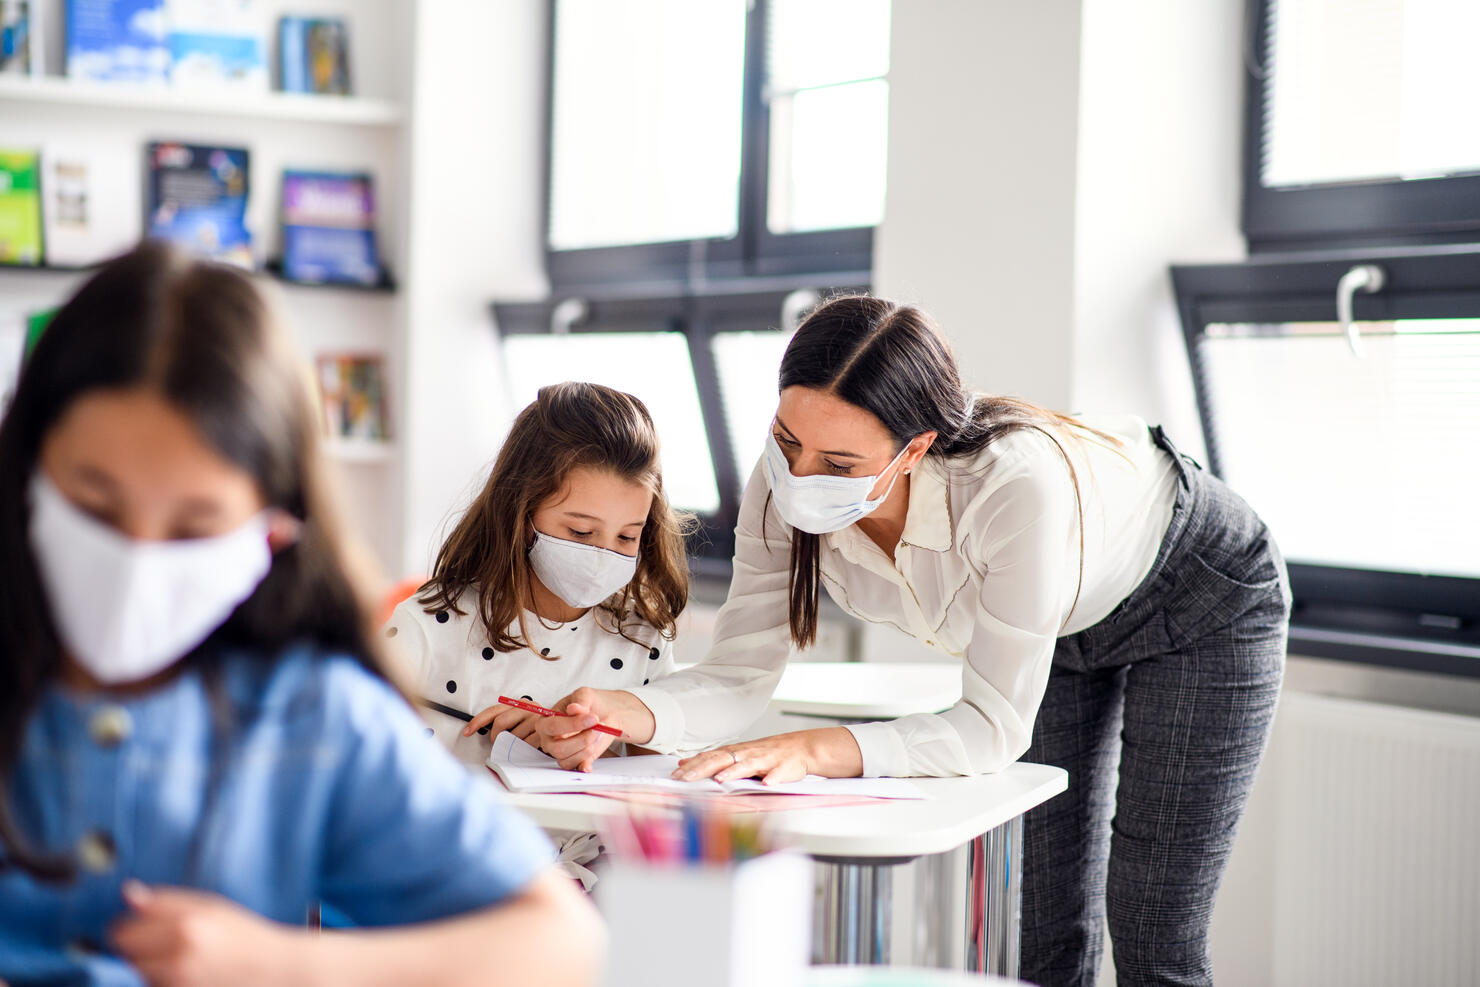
763, 433, 909, 535
528, 531, 638, 609
27, 472, 273, 684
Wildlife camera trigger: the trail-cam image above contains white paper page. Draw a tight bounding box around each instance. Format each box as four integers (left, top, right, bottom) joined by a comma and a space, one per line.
487, 735, 925, 799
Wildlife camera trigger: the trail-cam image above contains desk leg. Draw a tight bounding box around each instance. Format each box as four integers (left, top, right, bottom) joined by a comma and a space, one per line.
810, 814, 1023, 977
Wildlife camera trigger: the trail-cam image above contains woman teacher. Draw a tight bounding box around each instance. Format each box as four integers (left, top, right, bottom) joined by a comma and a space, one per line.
537, 296, 1289, 986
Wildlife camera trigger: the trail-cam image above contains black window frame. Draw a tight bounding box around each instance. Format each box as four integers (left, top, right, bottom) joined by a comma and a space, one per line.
542, 0, 877, 288
1171, 245, 1480, 679
1243, 0, 1480, 252
491, 274, 867, 576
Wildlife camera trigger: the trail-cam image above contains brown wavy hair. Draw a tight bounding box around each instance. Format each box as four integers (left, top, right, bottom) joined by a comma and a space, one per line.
771, 295, 1123, 648
418, 381, 692, 659
0, 242, 393, 882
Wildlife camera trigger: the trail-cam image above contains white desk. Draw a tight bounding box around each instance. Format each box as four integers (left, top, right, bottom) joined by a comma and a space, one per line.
494, 763, 1066, 976
769, 661, 961, 721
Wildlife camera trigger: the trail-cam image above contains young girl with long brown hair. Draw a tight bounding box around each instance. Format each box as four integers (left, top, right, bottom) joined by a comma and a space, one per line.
384, 381, 691, 766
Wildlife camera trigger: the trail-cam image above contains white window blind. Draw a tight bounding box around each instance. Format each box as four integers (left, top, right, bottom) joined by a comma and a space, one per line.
500, 333, 722, 514
1264, 0, 1480, 188
766, 0, 890, 234
1200, 319, 1480, 578
548, 0, 747, 251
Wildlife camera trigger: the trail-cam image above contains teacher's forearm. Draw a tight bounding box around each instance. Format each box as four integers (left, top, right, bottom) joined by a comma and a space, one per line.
806, 726, 865, 777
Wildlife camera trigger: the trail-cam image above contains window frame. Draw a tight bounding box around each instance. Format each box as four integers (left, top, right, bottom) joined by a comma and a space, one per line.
542, 0, 877, 287
492, 275, 867, 576
1171, 245, 1480, 679
1243, 0, 1480, 251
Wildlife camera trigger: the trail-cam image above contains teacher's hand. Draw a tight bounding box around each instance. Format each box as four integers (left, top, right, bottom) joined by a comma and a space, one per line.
535, 688, 656, 772
673, 727, 864, 785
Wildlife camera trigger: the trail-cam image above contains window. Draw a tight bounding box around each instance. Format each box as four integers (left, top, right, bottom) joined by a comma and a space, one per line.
1172, 250, 1480, 677
712, 328, 793, 481
545, 0, 891, 284
1246, 0, 1480, 249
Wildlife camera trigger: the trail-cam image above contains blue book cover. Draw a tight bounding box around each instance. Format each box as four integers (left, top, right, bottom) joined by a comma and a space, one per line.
146, 142, 252, 268
280, 170, 378, 286
66, 0, 170, 83
168, 0, 267, 91
277, 15, 348, 95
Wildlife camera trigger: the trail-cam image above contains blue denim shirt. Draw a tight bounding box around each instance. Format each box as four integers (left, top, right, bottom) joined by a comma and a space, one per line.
0, 645, 556, 986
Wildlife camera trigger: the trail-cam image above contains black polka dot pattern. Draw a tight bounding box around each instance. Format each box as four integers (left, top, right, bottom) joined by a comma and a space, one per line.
446, 680, 457, 694
482, 647, 494, 660
610, 658, 623, 670
521, 695, 534, 702
643, 679, 649, 686
540, 647, 550, 656
649, 647, 660, 660
386, 626, 398, 638
478, 727, 490, 735
435, 611, 450, 624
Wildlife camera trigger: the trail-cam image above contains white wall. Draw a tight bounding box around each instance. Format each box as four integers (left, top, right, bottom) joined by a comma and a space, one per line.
397, 0, 548, 575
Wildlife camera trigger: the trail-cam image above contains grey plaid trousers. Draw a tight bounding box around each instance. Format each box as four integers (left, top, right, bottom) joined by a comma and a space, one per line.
1021, 427, 1290, 987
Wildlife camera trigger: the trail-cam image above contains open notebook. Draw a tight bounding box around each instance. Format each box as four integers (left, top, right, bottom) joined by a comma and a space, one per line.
485, 733, 926, 799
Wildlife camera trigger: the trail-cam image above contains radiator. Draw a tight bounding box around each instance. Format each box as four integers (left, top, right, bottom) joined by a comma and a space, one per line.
1270, 693, 1480, 987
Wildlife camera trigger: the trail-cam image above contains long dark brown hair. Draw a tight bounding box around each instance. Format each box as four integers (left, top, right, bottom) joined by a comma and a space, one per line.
418, 381, 692, 658
0, 242, 392, 881
772, 295, 1120, 648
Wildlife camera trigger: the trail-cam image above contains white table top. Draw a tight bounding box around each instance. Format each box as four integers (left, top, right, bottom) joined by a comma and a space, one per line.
492, 762, 1067, 860
769, 661, 962, 719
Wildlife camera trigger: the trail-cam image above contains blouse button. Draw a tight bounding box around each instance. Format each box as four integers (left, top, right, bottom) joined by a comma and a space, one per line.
482, 647, 494, 660
436, 611, 450, 624
648, 647, 660, 660
87, 705, 133, 747
76, 830, 117, 874
610, 658, 623, 670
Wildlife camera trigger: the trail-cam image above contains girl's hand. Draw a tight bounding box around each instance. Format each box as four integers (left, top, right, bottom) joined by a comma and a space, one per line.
534, 688, 655, 772
111, 881, 302, 987
673, 728, 864, 785
463, 704, 542, 742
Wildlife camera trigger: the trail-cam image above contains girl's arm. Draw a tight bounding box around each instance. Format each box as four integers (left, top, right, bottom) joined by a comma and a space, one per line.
112, 871, 603, 987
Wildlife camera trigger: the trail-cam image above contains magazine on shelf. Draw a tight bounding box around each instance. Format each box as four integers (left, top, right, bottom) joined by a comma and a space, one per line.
66, 0, 170, 84
316, 353, 388, 442
42, 144, 139, 267
145, 141, 252, 268
280, 170, 379, 286
0, 0, 40, 77
277, 15, 348, 95
0, 148, 42, 265
167, 0, 268, 91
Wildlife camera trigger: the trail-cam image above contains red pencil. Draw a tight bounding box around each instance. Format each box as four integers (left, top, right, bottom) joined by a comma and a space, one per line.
497, 695, 623, 737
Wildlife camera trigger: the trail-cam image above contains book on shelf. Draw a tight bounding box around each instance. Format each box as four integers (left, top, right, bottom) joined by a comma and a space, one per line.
66, 0, 170, 84
0, 0, 40, 77
277, 15, 348, 95
0, 148, 42, 266
168, 0, 268, 91
316, 353, 389, 442
280, 170, 380, 286
145, 141, 252, 269
42, 144, 139, 267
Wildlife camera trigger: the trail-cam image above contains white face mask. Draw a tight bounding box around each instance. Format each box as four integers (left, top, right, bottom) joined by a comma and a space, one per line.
528, 530, 638, 609
27, 472, 274, 685
763, 433, 909, 535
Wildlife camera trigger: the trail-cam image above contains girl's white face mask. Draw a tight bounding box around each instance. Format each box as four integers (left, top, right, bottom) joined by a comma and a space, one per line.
763, 433, 908, 535
528, 530, 638, 609
27, 471, 273, 684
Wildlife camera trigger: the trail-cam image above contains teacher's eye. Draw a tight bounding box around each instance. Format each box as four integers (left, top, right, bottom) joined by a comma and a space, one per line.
774, 431, 799, 447
824, 459, 853, 474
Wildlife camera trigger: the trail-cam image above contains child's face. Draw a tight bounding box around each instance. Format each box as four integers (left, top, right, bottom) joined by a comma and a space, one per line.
37, 387, 267, 541
531, 466, 652, 557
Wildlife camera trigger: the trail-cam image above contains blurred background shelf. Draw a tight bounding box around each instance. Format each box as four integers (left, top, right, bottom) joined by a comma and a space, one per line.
325, 438, 396, 464
0, 75, 404, 126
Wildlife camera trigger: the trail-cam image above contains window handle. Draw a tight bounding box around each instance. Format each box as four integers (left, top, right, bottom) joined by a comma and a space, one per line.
1336, 264, 1384, 358
550, 298, 589, 336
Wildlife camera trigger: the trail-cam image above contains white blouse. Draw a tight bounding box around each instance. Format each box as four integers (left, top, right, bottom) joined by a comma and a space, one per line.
384, 588, 676, 766
627, 415, 1179, 778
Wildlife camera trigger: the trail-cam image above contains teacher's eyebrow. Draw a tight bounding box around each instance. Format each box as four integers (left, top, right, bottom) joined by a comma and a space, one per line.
774, 415, 866, 459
